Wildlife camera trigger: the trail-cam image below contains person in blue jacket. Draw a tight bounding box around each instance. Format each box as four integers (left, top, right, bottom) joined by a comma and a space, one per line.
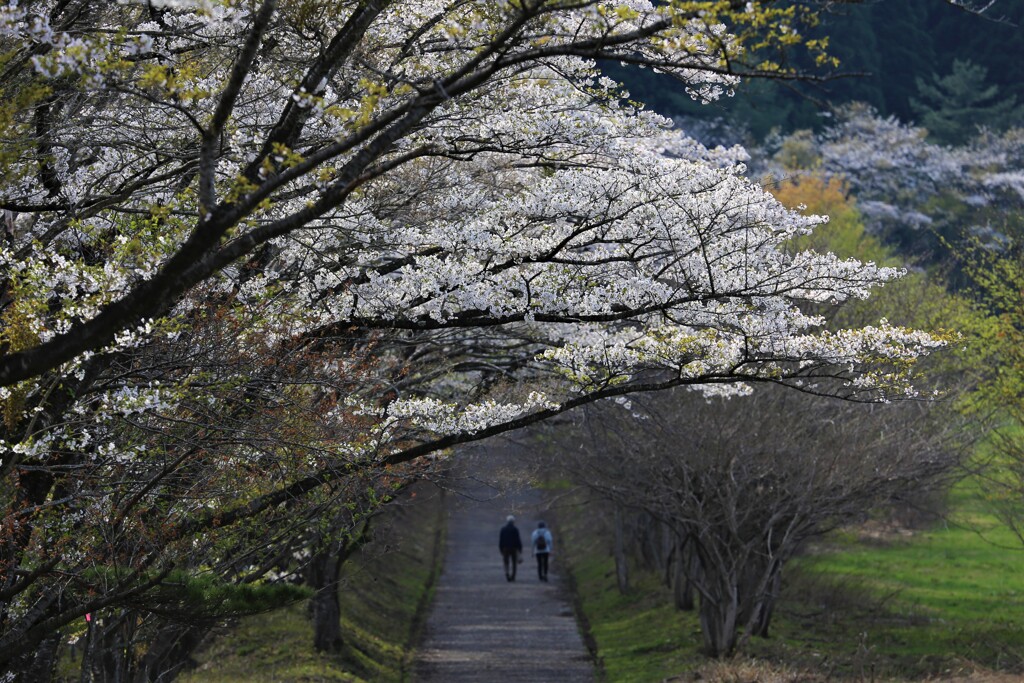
498, 515, 523, 581
531, 521, 553, 582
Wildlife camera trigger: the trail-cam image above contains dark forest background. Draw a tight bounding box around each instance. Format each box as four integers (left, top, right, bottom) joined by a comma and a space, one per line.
613, 0, 1024, 141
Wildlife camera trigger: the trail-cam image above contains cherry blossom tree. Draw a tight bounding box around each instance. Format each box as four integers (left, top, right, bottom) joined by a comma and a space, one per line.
0, 1, 957, 677
548, 184, 977, 658
762, 104, 1024, 260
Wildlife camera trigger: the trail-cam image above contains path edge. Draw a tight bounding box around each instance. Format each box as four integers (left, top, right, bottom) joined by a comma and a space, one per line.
551, 511, 606, 681
401, 482, 449, 682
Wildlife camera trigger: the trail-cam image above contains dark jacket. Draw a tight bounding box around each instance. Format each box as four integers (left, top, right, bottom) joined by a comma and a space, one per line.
499, 522, 522, 551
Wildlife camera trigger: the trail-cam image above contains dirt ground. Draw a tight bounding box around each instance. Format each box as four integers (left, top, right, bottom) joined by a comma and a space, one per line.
412, 443, 595, 682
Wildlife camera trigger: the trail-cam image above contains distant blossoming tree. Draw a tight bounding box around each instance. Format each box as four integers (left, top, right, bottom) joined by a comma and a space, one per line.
764, 103, 1024, 258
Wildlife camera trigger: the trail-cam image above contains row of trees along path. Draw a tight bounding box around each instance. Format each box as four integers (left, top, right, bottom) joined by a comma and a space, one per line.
414, 443, 594, 682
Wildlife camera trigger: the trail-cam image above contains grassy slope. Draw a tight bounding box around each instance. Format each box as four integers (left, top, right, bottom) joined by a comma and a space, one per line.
560, 511, 704, 683
796, 482, 1024, 674
561, 482, 1024, 682
181, 482, 446, 683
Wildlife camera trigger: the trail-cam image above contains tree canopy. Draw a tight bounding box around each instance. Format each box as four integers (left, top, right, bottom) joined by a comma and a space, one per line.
0, 1, 952, 675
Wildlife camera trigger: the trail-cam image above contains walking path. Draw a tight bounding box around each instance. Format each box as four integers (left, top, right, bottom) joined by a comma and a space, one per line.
413, 445, 595, 682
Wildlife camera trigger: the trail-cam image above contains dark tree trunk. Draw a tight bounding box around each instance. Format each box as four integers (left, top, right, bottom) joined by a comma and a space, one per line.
79, 615, 96, 683
13, 630, 60, 682
303, 515, 373, 654
612, 506, 629, 594
307, 543, 347, 653
671, 540, 697, 612
78, 612, 137, 683
697, 582, 740, 658
661, 523, 674, 587
132, 623, 210, 683
745, 565, 782, 639
637, 513, 663, 571
690, 542, 742, 658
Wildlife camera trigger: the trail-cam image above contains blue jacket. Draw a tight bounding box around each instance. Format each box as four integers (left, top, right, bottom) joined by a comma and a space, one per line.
531, 528, 553, 554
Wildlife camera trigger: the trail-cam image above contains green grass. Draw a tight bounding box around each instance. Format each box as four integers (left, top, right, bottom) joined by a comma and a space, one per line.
182, 603, 355, 682
182, 483, 446, 682
561, 478, 1024, 682
560, 514, 704, 682
791, 479, 1024, 675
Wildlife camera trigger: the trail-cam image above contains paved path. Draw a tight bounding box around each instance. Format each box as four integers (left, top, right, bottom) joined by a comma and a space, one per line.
413, 445, 595, 682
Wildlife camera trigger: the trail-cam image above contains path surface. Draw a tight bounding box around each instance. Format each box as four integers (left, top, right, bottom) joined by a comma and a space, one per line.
413, 445, 595, 682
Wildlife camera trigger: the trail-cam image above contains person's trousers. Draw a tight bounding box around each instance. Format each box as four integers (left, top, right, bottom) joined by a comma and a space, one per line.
502, 549, 518, 579
536, 552, 549, 580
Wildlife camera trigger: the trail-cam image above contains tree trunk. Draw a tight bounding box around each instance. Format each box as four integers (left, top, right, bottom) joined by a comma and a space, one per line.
697, 583, 740, 658
79, 615, 96, 683
80, 611, 137, 683
612, 505, 629, 594
671, 540, 696, 612
661, 523, 674, 587
638, 513, 663, 571
745, 565, 782, 639
307, 544, 345, 653
132, 623, 210, 683
12, 630, 60, 682
99, 624, 129, 683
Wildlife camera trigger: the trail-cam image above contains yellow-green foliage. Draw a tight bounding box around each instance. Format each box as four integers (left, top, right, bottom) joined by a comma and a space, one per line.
662, 1, 837, 68
0, 297, 42, 430
957, 238, 1024, 414
770, 172, 981, 341
771, 174, 887, 262
773, 129, 821, 172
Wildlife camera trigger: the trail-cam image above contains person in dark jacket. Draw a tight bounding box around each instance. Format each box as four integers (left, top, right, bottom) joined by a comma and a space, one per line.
498, 515, 523, 581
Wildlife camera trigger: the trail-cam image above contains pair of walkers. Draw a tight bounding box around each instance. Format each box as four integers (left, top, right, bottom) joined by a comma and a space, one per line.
498, 515, 553, 582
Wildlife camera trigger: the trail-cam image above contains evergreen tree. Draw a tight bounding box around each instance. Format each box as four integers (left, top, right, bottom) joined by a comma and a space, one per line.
911, 59, 1020, 145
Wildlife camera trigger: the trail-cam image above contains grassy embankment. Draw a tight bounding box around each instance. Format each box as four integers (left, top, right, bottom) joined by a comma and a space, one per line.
560, 477, 1024, 682
181, 482, 446, 683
